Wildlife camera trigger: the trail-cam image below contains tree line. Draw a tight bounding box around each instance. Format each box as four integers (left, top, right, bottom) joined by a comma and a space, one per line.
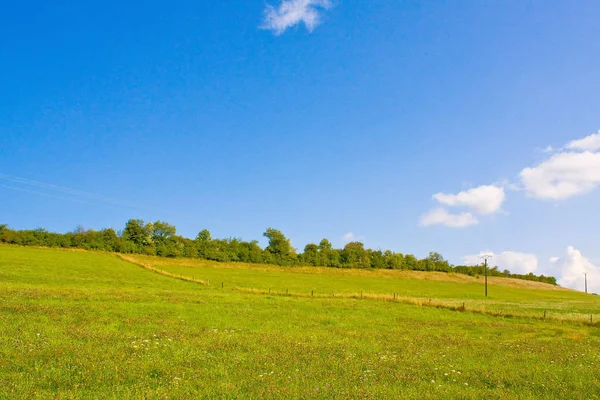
0, 221, 557, 285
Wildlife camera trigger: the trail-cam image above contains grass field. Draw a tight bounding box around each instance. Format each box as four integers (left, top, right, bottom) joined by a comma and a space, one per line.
127, 254, 600, 322
1, 246, 600, 399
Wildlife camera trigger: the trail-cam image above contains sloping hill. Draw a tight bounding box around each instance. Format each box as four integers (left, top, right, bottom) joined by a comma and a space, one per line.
127, 253, 567, 289
1, 246, 599, 399
125, 253, 598, 320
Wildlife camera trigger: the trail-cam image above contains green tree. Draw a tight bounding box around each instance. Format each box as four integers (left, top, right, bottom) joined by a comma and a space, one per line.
263, 228, 295, 264
384, 250, 405, 269
318, 238, 332, 252
122, 219, 153, 249
369, 250, 386, 269
426, 251, 451, 272
182, 239, 199, 258
404, 254, 418, 270
151, 221, 176, 242
302, 243, 319, 266
195, 229, 213, 259
341, 242, 370, 268
240, 240, 264, 263
196, 229, 212, 242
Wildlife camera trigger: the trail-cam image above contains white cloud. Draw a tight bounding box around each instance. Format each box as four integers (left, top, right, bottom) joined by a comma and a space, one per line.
420, 129, 600, 228
550, 246, 600, 293
566, 130, 600, 152
520, 130, 600, 200
464, 247, 600, 293
342, 232, 364, 242
419, 208, 479, 228
433, 185, 506, 215
342, 232, 355, 241
261, 0, 331, 35
519, 151, 600, 200
542, 145, 554, 153
462, 251, 539, 275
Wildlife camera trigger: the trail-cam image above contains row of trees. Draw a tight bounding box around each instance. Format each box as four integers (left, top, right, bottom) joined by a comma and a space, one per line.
0, 221, 557, 285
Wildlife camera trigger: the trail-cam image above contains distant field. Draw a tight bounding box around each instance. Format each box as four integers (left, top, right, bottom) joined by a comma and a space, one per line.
127, 254, 600, 321
1, 245, 600, 399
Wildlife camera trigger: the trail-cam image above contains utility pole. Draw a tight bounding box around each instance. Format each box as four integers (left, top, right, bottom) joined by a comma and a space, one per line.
481, 255, 492, 297
585, 272, 588, 294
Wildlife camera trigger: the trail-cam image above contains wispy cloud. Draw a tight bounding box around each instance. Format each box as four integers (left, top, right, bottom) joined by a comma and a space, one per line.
542, 145, 554, 153
342, 232, 364, 242
419, 208, 479, 229
261, 0, 332, 35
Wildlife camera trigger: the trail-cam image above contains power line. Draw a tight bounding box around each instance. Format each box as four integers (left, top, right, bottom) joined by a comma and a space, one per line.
0, 184, 91, 204
480, 254, 493, 297
0, 172, 247, 231
0, 173, 147, 209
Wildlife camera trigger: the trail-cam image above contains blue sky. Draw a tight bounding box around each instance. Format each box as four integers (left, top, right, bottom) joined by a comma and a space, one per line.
1, 1, 600, 291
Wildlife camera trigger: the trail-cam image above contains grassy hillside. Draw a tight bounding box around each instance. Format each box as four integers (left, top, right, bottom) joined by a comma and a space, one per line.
1, 246, 599, 399
126, 254, 600, 321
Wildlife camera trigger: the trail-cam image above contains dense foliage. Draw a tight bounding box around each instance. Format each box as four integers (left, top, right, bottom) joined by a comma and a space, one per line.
0, 221, 557, 285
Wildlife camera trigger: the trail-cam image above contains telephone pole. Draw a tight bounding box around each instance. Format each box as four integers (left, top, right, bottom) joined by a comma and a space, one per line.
481, 255, 492, 297
585, 272, 588, 294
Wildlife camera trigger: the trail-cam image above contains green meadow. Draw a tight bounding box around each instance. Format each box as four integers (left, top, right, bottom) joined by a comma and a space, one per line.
130, 254, 600, 321
1, 245, 599, 399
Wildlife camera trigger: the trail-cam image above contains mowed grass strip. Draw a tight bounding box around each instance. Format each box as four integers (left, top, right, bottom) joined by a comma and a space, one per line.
1, 246, 600, 399
128, 254, 600, 321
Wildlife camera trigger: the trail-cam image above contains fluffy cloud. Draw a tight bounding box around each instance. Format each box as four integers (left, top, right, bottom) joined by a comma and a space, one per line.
420, 184, 504, 228
520, 130, 600, 200
261, 0, 331, 35
462, 251, 539, 275
566, 130, 600, 152
550, 246, 600, 293
420, 129, 600, 227
419, 208, 478, 228
519, 151, 600, 200
433, 185, 506, 215
464, 247, 600, 293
